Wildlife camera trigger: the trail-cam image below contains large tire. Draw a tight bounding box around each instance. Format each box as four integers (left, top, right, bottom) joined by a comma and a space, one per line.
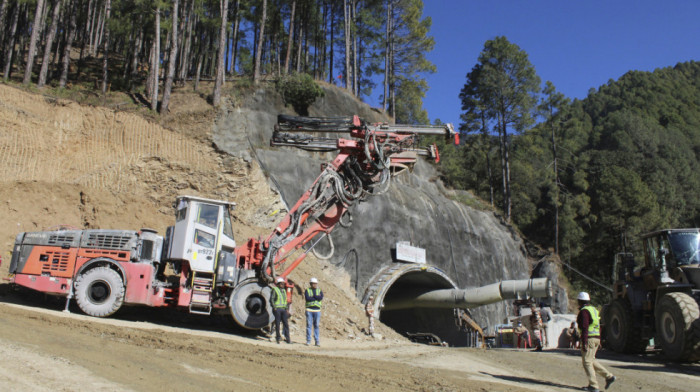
605, 298, 649, 354
74, 267, 125, 317
655, 292, 700, 362
228, 279, 272, 330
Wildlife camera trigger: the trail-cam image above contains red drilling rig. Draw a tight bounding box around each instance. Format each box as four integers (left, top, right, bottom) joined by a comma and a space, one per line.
8, 115, 457, 330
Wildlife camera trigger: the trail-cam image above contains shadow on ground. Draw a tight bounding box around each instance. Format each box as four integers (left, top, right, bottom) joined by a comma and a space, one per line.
479, 371, 582, 391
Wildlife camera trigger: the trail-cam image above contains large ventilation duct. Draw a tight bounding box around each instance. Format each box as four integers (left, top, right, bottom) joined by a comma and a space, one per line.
363, 265, 550, 346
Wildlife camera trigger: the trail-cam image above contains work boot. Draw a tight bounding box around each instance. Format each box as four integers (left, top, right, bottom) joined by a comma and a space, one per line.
605, 376, 616, 390
286, 339, 291, 344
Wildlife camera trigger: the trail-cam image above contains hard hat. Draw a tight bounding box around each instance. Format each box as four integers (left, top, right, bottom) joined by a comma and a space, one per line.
577, 292, 590, 301
276, 277, 285, 283
310, 277, 318, 284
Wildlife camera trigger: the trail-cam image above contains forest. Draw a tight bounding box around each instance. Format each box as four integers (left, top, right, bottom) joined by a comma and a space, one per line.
0, 0, 433, 120
2, 0, 700, 298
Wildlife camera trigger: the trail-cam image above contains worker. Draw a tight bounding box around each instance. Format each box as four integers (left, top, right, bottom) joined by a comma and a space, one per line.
513, 321, 530, 349
564, 321, 580, 349
576, 292, 616, 392
530, 303, 545, 351
271, 277, 291, 344
365, 295, 375, 337
305, 277, 323, 346
539, 302, 553, 347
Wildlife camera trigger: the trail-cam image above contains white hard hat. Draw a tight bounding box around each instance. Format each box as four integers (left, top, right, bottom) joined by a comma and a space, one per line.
577, 292, 590, 301
276, 277, 285, 283
310, 277, 318, 284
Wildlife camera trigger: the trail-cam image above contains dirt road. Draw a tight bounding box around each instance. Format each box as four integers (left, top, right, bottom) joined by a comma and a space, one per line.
0, 292, 697, 392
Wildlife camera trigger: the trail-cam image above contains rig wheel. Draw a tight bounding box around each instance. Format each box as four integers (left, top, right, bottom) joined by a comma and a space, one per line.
74, 267, 125, 317
228, 279, 272, 330
605, 298, 648, 354
655, 292, 700, 362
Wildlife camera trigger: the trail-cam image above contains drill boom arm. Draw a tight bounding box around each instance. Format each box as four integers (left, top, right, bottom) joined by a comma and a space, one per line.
234, 115, 457, 282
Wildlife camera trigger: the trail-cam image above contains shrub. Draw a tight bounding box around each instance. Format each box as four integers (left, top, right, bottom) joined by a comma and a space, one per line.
276, 73, 324, 115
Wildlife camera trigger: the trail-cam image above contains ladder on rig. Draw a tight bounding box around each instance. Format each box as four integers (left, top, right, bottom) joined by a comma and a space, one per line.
189, 271, 214, 315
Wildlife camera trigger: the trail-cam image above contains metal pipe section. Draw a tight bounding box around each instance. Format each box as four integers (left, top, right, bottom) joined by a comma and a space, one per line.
381, 278, 550, 311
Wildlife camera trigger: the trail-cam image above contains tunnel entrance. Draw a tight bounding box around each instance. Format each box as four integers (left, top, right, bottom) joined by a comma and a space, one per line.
364, 264, 472, 347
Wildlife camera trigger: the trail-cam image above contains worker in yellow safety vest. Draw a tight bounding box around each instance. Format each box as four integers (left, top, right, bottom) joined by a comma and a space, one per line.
271, 277, 291, 344
576, 292, 616, 392
305, 277, 323, 346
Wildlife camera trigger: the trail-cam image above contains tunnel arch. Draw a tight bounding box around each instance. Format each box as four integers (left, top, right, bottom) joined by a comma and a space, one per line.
362, 264, 470, 346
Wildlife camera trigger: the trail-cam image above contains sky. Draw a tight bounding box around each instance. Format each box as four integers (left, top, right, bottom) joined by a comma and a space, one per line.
393, 0, 700, 126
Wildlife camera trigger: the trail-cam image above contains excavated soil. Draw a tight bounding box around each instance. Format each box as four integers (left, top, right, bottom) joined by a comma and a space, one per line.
1, 84, 698, 391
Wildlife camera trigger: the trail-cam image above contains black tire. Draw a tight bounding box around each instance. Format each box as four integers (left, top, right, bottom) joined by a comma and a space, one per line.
655, 292, 700, 362
605, 298, 648, 354
74, 267, 125, 317
228, 279, 272, 330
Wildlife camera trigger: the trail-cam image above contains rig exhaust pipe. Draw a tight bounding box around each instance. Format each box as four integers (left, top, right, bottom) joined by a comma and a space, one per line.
382, 278, 550, 311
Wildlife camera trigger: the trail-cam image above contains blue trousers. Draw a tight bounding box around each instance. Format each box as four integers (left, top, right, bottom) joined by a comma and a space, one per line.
306, 310, 321, 344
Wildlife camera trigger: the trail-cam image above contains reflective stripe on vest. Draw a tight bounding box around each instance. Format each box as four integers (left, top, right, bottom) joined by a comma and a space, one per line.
305, 288, 322, 309
579, 305, 600, 337
272, 286, 288, 309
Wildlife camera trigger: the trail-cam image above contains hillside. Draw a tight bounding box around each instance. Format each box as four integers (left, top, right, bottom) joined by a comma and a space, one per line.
0, 83, 400, 342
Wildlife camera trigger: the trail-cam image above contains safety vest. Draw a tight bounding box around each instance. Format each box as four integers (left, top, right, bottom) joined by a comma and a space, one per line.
271, 286, 288, 309
579, 305, 600, 337
305, 288, 322, 310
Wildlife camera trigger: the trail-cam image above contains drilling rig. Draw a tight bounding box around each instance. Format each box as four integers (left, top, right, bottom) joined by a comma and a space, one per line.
8, 115, 459, 330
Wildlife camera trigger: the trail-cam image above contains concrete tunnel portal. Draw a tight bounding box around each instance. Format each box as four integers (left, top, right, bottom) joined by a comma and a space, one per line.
362, 264, 469, 346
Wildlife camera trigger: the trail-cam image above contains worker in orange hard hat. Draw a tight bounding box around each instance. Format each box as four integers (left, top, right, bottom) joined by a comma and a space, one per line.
305, 277, 323, 346
271, 277, 291, 344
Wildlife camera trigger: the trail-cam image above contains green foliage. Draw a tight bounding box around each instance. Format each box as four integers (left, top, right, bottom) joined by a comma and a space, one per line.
276, 73, 324, 115
442, 55, 700, 295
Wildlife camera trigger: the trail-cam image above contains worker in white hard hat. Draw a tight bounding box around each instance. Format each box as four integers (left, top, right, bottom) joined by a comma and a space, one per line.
271, 276, 291, 344
304, 277, 324, 346
576, 292, 616, 392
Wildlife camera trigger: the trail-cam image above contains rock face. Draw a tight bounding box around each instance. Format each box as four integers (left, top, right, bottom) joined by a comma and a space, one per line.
213, 85, 534, 344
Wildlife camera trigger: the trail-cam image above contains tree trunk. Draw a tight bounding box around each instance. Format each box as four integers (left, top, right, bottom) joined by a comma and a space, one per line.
295, 20, 303, 73
2, 2, 20, 81
85, 0, 94, 51
253, 0, 267, 84
23, 0, 46, 85
343, 0, 350, 91
59, 0, 77, 88
328, 1, 334, 84
351, 0, 357, 96
161, 0, 179, 112
212, 0, 227, 106
179, 0, 195, 81
383, 0, 391, 111
283, 0, 296, 75
230, 0, 240, 75
551, 117, 560, 254
150, 6, 160, 111
38, 0, 62, 88
101, 0, 110, 93
0, 0, 9, 53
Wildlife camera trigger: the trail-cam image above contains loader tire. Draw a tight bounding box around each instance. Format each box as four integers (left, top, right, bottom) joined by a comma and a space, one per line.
655, 292, 700, 362
605, 298, 648, 354
74, 267, 125, 317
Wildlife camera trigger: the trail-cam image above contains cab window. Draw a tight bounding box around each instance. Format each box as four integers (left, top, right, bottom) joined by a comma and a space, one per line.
197, 204, 219, 229
194, 230, 215, 248
223, 212, 234, 239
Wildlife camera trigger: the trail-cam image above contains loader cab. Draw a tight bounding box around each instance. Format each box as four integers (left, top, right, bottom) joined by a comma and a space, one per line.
643, 229, 700, 269
165, 195, 236, 273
